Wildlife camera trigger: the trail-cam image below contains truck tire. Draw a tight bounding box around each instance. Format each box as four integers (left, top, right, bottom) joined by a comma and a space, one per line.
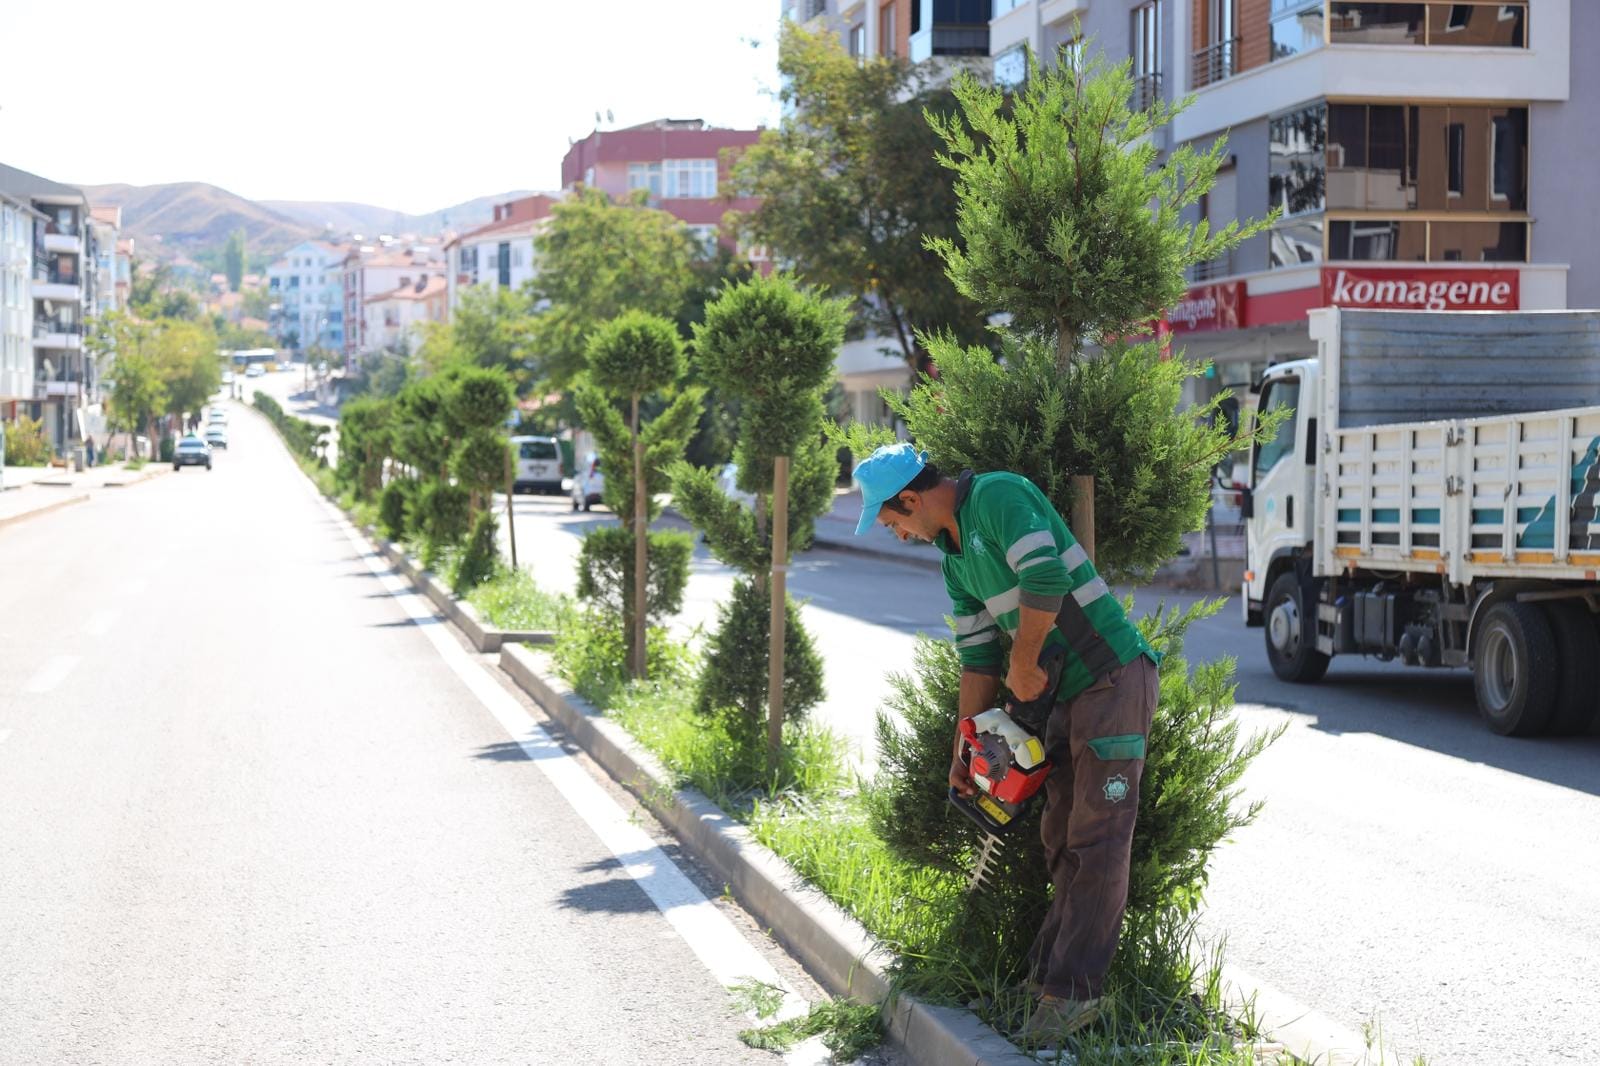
1542, 602, 1600, 735
1472, 602, 1559, 736
1265, 572, 1330, 683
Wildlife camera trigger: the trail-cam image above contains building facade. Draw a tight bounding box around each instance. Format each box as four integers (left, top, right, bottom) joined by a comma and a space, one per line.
341, 242, 447, 357
363, 274, 448, 354
989, 0, 1593, 406
266, 240, 346, 353
445, 194, 559, 316
1, 193, 44, 408
560, 119, 764, 257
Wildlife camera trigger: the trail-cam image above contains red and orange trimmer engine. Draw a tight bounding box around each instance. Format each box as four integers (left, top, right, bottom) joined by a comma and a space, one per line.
949, 706, 1052, 837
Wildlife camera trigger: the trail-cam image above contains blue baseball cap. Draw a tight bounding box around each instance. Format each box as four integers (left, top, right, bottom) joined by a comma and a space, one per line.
853, 443, 929, 535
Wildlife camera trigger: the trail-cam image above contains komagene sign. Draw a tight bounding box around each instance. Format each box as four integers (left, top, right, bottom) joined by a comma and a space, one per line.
1168, 280, 1243, 333
1321, 267, 1519, 312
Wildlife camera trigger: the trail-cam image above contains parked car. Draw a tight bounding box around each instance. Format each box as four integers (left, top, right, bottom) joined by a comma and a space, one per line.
510, 435, 564, 494
173, 435, 212, 471
207, 408, 227, 425
204, 426, 228, 449
570, 453, 605, 511
245, 364, 265, 378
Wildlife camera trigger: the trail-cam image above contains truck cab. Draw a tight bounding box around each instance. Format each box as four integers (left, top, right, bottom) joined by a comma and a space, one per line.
1242, 357, 1320, 628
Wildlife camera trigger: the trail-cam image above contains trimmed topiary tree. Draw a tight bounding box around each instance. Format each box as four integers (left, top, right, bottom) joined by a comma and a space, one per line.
669, 273, 849, 759
577, 311, 699, 679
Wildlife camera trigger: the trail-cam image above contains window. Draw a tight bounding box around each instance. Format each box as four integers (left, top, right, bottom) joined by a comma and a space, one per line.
994, 45, 1027, 89
1269, 103, 1327, 217
1269, 217, 1325, 267
879, 3, 895, 55
1131, 2, 1163, 108
684, 224, 719, 256
1446, 123, 1465, 197
497, 242, 511, 287
1331, 1, 1525, 47
519, 440, 559, 461
1490, 112, 1525, 204
848, 21, 866, 58
1270, 0, 1324, 60
628, 162, 664, 198
662, 159, 717, 198
1253, 378, 1300, 478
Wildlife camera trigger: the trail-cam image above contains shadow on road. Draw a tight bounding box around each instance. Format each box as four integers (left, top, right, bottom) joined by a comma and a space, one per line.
1256, 667, 1600, 796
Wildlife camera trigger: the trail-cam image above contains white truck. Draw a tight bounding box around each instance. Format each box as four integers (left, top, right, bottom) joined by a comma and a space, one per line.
1242, 307, 1600, 736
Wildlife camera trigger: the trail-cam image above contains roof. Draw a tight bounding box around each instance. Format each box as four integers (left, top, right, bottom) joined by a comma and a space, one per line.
90, 205, 122, 227
560, 123, 762, 188
0, 161, 86, 204
445, 195, 559, 248
365, 274, 447, 304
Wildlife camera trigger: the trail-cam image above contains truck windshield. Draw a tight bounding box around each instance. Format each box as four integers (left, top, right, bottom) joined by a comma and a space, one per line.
519, 441, 558, 461
1253, 379, 1300, 478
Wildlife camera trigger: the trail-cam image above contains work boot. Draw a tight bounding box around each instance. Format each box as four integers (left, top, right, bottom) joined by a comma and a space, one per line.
1012, 993, 1100, 1050
967, 979, 1044, 1015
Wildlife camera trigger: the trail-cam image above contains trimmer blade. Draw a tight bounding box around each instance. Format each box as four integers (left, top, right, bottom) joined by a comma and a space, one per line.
967, 831, 1005, 894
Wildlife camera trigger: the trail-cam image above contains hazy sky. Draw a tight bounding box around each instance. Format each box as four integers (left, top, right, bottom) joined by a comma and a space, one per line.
0, 0, 781, 214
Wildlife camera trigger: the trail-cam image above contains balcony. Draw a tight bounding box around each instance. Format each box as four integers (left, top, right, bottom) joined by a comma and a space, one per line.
1191, 37, 1239, 88
1133, 72, 1163, 112
910, 24, 991, 62
33, 281, 80, 302
42, 232, 80, 254
33, 319, 83, 350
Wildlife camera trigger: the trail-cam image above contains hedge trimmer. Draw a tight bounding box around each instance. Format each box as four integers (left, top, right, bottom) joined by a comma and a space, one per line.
948, 648, 1063, 893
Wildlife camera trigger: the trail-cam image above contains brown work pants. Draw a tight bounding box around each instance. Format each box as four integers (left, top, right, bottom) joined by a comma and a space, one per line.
1026, 654, 1159, 1001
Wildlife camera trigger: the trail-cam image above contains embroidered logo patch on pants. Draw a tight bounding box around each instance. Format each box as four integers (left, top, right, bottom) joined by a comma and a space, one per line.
1103, 773, 1130, 804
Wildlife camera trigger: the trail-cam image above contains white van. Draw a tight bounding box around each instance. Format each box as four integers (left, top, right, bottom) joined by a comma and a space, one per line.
510, 435, 564, 494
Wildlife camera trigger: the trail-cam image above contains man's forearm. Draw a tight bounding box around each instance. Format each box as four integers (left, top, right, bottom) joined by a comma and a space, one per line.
958, 670, 1001, 720
1010, 604, 1055, 673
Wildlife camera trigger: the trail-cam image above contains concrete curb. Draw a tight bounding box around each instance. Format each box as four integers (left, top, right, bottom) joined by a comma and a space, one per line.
103, 465, 174, 488
497, 641, 1036, 1066
0, 492, 90, 530
368, 533, 553, 653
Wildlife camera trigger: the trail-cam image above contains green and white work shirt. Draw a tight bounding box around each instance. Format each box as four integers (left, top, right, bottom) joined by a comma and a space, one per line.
936, 471, 1158, 702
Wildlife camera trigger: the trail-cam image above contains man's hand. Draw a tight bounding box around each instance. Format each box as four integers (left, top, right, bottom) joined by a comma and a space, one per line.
949, 752, 976, 797
1006, 659, 1048, 703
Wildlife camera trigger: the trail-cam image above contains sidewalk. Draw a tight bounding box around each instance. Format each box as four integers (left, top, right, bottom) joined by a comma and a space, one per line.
0, 461, 170, 529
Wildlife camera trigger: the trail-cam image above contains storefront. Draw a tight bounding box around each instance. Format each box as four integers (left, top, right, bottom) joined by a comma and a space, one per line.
1166, 261, 1570, 409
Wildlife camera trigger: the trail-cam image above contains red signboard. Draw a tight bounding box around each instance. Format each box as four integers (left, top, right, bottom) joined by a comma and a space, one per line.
1168, 281, 1243, 333
1320, 267, 1519, 311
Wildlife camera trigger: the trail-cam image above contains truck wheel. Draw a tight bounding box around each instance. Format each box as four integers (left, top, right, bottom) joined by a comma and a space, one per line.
1542, 602, 1600, 735
1265, 572, 1330, 683
1473, 602, 1559, 736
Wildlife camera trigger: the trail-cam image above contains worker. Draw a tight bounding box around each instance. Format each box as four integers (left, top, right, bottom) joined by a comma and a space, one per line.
852, 442, 1160, 1046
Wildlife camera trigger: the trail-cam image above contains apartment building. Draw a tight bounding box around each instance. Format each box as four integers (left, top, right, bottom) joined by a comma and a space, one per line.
444, 194, 559, 316
0, 162, 100, 452
341, 242, 447, 358
560, 119, 764, 257
88, 206, 127, 318
984, 1, 1593, 401
1, 192, 44, 409
266, 240, 346, 352
364, 274, 448, 354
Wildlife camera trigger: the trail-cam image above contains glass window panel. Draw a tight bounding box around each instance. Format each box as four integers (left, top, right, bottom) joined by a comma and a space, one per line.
1270, 0, 1325, 60
1268, 217, 1324, 267
1489, 109, 1528, 210
1330, 3, 1425, 44
1447, 123, 1465, 197
1429, 220, 1527, 262
1329, 218, 1428, 260
1427, 2, 1525, 46
1253, 378, 1301, 477
1269, 104, 1327, 217
995, 45, 1027, 89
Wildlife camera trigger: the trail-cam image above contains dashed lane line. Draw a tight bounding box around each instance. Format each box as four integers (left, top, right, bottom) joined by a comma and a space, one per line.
24, 655, 78, 694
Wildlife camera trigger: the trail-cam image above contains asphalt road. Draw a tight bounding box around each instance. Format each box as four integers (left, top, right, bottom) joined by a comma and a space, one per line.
0, 400, 870, 1066
504, 492, 1600, 1065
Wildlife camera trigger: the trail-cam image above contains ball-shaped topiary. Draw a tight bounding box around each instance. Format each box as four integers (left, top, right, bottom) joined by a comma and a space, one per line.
451, 431, 511, 496
585, 310, 685, 401
446, 368, 515, 432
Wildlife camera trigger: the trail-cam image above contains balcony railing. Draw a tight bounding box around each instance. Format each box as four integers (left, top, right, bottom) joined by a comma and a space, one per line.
1192, 37, 1240, 88
1188, 252, 1236, 283
34, 319, 83, 337
1133, 72, 1163, 112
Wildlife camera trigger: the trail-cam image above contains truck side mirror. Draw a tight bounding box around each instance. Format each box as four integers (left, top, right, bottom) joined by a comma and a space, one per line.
1239, 486, 1254, 520
1216, 395, 1241, 441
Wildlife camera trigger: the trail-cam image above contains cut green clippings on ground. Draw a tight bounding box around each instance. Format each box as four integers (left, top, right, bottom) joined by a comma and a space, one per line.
467, 567, 569, 631
739, 998, 883, 1063
728, 978, 786, 1020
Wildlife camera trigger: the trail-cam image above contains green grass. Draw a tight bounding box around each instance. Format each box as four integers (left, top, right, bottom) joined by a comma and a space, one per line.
467, 567, 569, 631
122, 457, 147, 471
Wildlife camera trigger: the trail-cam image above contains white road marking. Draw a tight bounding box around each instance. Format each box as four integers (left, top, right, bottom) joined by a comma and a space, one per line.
325, 498, 810, 1025
24, 655, 78, 694
83, 610, 117, 636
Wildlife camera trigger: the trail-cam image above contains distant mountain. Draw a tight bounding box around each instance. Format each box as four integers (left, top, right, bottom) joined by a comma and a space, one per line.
262, 191, 536, 240
78, 181, 317, 262
78, 183, 543, 265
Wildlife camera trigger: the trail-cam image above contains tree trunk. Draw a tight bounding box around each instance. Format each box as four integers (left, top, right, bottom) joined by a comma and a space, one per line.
1056, 320, 1077, 371
631, 394, 648, 681
1070, 474, 1096, 564
766, 455, 791, 763
504, 446, 518, 571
